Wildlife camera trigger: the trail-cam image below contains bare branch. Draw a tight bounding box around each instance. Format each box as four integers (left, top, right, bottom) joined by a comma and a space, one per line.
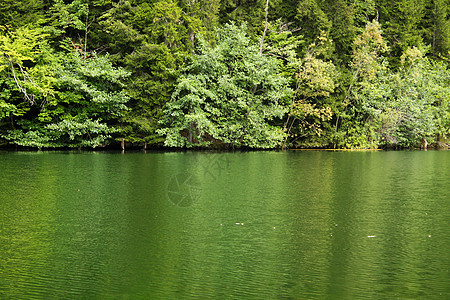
9, 60, 36, 105
259, 0, 269, 55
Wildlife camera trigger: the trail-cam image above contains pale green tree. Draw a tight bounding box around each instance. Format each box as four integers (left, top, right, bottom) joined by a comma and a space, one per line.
158, 23, 292, 149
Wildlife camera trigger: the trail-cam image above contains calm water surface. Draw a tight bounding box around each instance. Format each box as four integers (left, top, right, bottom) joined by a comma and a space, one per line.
0, 150, 448, 299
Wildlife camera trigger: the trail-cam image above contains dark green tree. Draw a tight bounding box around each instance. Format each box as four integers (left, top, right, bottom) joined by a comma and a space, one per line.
377, 0, 427, 66
0, 0, 46, 28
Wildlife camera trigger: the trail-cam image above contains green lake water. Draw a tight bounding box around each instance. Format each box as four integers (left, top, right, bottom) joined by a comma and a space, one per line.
0, 150, 448, 299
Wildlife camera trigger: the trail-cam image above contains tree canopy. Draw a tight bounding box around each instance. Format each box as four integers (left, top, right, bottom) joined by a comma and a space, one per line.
0, 0, 448, 149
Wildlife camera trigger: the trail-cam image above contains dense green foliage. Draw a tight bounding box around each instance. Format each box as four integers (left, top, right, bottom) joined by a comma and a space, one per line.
158, 24, 291, 148
0, 0, 449, 149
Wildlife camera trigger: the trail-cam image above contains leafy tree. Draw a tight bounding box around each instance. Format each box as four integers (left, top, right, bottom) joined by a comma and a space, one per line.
46, 0, 116, 54
0, 25, 55, 131
388, 48, 449, 146
341, 31, 449, 149
335, 20, 388, 148
1, 32, 130, 148
98, 0, 199, 147
158, 23, 292, 148
282, 31, 337, 148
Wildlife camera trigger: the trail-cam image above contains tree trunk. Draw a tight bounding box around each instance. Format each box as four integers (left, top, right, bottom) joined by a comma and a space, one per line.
259, 0, 269, 55
421, 138, 427, 150
84, 9, 89, 59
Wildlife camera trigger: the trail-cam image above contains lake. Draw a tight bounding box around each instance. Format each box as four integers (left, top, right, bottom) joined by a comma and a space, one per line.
0, 150, 448, 298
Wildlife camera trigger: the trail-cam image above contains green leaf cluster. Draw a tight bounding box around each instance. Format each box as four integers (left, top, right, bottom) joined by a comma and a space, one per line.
158, 23, 292, 149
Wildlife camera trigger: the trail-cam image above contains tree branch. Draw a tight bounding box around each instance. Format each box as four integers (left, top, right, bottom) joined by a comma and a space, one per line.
259, 0, 269, 55
9, 60, 36, 105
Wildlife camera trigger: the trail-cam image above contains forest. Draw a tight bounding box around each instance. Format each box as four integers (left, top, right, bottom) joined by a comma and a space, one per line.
0, 0, 449, 150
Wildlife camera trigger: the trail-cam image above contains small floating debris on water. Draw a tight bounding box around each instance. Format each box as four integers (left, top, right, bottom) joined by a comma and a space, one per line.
235, 222, 244, 225
428, 235, 432, 238
368, 235, 376, 238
